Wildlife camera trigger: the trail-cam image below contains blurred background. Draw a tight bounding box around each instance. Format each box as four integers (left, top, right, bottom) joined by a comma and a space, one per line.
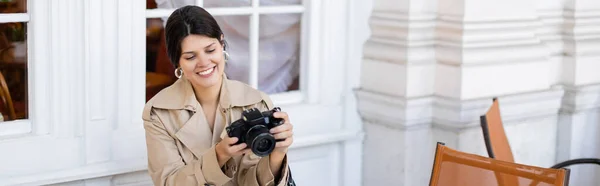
0, 0, 599, 185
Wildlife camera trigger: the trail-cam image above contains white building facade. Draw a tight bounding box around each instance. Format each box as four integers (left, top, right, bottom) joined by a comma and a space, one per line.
1, 0, 599, 185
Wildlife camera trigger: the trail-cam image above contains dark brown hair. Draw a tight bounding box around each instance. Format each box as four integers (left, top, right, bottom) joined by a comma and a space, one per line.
164, 5, 226, 67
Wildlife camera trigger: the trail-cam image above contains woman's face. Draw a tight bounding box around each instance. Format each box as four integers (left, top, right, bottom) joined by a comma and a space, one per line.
178, 34, 225, 90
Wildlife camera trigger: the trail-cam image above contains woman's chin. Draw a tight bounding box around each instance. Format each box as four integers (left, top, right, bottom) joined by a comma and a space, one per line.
191, 75, 221, 89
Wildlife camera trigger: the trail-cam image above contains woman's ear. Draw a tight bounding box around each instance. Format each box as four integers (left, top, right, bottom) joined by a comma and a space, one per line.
220, 34, 226, 50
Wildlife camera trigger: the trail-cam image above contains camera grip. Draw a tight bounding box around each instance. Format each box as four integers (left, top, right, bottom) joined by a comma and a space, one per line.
270, 107, 284, 126
225, 120, 246, 145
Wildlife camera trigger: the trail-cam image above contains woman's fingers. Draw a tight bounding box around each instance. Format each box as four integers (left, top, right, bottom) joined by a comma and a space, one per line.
276, 136, 293, 148
274, 130, 293, 140
218, 136, 249, 156
273, 111, 290, 123
230, 144, 252, 156
270, 122, 293, 133
221, 136, 238, 145
228, 143, 247, 154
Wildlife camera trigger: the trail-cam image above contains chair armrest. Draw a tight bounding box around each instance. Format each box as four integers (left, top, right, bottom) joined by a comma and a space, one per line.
529, 158, 599, 186
551, 158, 600, 169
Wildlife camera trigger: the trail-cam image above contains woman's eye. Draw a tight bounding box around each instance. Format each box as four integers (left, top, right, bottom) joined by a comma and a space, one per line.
185, 56, 195, 60
207, 49, 215, 53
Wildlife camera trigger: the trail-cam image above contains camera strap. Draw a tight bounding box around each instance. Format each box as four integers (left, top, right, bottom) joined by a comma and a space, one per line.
286, 166, 297, 186
261, 99, 274, 110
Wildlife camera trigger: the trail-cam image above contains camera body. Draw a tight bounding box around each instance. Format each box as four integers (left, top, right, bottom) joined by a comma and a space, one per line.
226, 107, 284, 157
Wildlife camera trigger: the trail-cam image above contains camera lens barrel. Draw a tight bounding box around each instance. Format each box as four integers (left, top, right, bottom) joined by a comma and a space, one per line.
246, 125, 276, 157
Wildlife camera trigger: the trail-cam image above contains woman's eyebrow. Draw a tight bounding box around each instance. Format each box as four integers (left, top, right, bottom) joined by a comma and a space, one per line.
181, 42, 216, 54
181, 51, 195, 55
205, 42, 215, 48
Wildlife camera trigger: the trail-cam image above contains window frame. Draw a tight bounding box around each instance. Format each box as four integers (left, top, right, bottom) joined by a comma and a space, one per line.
0, 0, 51, 137
144, 0, 317, 106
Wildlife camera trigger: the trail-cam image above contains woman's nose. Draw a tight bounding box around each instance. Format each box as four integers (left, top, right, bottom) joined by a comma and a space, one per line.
195, 55, 213, 67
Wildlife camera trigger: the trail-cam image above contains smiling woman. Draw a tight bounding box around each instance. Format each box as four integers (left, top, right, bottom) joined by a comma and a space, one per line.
142, 6, 295, 186
178, 38, 225, 85
165, 7, 228, 90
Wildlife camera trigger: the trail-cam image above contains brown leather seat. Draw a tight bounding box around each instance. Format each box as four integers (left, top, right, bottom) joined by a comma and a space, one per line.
429, 142, 570, 186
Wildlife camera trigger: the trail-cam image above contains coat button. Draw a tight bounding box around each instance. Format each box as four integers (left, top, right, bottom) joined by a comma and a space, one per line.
185, 105, 196, 111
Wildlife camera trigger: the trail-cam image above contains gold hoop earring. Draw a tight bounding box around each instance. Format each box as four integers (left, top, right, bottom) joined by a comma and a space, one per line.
174, 67, 183, 79
223, 50, 230, 62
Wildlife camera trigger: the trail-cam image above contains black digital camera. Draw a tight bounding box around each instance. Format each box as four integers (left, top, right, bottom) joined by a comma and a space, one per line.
226, 107, 284, 157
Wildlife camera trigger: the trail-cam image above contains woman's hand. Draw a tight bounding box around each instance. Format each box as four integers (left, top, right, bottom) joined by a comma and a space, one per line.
270, 111, 294, 155
215, 136, 249, 167
268, 111, 294, 180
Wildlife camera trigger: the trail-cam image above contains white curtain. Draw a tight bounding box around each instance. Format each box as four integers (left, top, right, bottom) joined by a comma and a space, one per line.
155, 0, 302, 94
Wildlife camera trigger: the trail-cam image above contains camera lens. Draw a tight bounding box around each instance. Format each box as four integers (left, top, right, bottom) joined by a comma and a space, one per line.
255, 137, 274, 152
246, 125, 276, 157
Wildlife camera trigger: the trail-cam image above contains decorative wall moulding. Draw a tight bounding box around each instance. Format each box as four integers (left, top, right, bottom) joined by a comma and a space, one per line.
356, 87, 567, 130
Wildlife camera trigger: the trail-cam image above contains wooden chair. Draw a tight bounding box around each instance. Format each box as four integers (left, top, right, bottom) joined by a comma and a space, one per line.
0, 71, 16, 120
479, 98, 600, 182
429, 142, 570, 186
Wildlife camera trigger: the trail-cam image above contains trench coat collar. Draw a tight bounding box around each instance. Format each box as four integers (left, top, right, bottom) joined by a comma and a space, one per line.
152, 73, 263, 112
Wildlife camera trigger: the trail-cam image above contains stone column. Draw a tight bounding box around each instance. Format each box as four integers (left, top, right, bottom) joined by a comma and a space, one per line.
357, 0, 437, 185
359, 0, 567, 185
433, 0, 565, 166
557, 0, 600, 185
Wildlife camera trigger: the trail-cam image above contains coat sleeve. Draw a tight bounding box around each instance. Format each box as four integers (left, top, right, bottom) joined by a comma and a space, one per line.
143, 108, 237, 186
235, 93, 290, 186
236, 153, 290, 186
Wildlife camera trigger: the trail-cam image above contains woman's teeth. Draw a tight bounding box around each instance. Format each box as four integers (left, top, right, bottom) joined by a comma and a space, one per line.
197, 67, 214, 75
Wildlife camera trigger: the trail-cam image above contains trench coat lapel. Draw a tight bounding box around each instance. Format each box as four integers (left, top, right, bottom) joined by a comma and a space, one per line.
211, 104, 226, 145
165, 79, 212, 158
175, 108, 213, 158
152, 78, 212, 158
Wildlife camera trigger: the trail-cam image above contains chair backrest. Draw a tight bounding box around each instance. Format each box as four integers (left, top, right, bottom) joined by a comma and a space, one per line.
0, 71, 16, 120
429, 142, 570, 186
480, 98, 515, 162
480, 98, 520, 185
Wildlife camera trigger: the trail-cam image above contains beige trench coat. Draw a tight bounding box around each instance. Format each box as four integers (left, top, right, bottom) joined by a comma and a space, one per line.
142, 74, 289, 186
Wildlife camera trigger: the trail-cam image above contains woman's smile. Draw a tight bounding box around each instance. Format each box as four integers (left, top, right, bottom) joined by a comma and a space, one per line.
197, 66, 216, 77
